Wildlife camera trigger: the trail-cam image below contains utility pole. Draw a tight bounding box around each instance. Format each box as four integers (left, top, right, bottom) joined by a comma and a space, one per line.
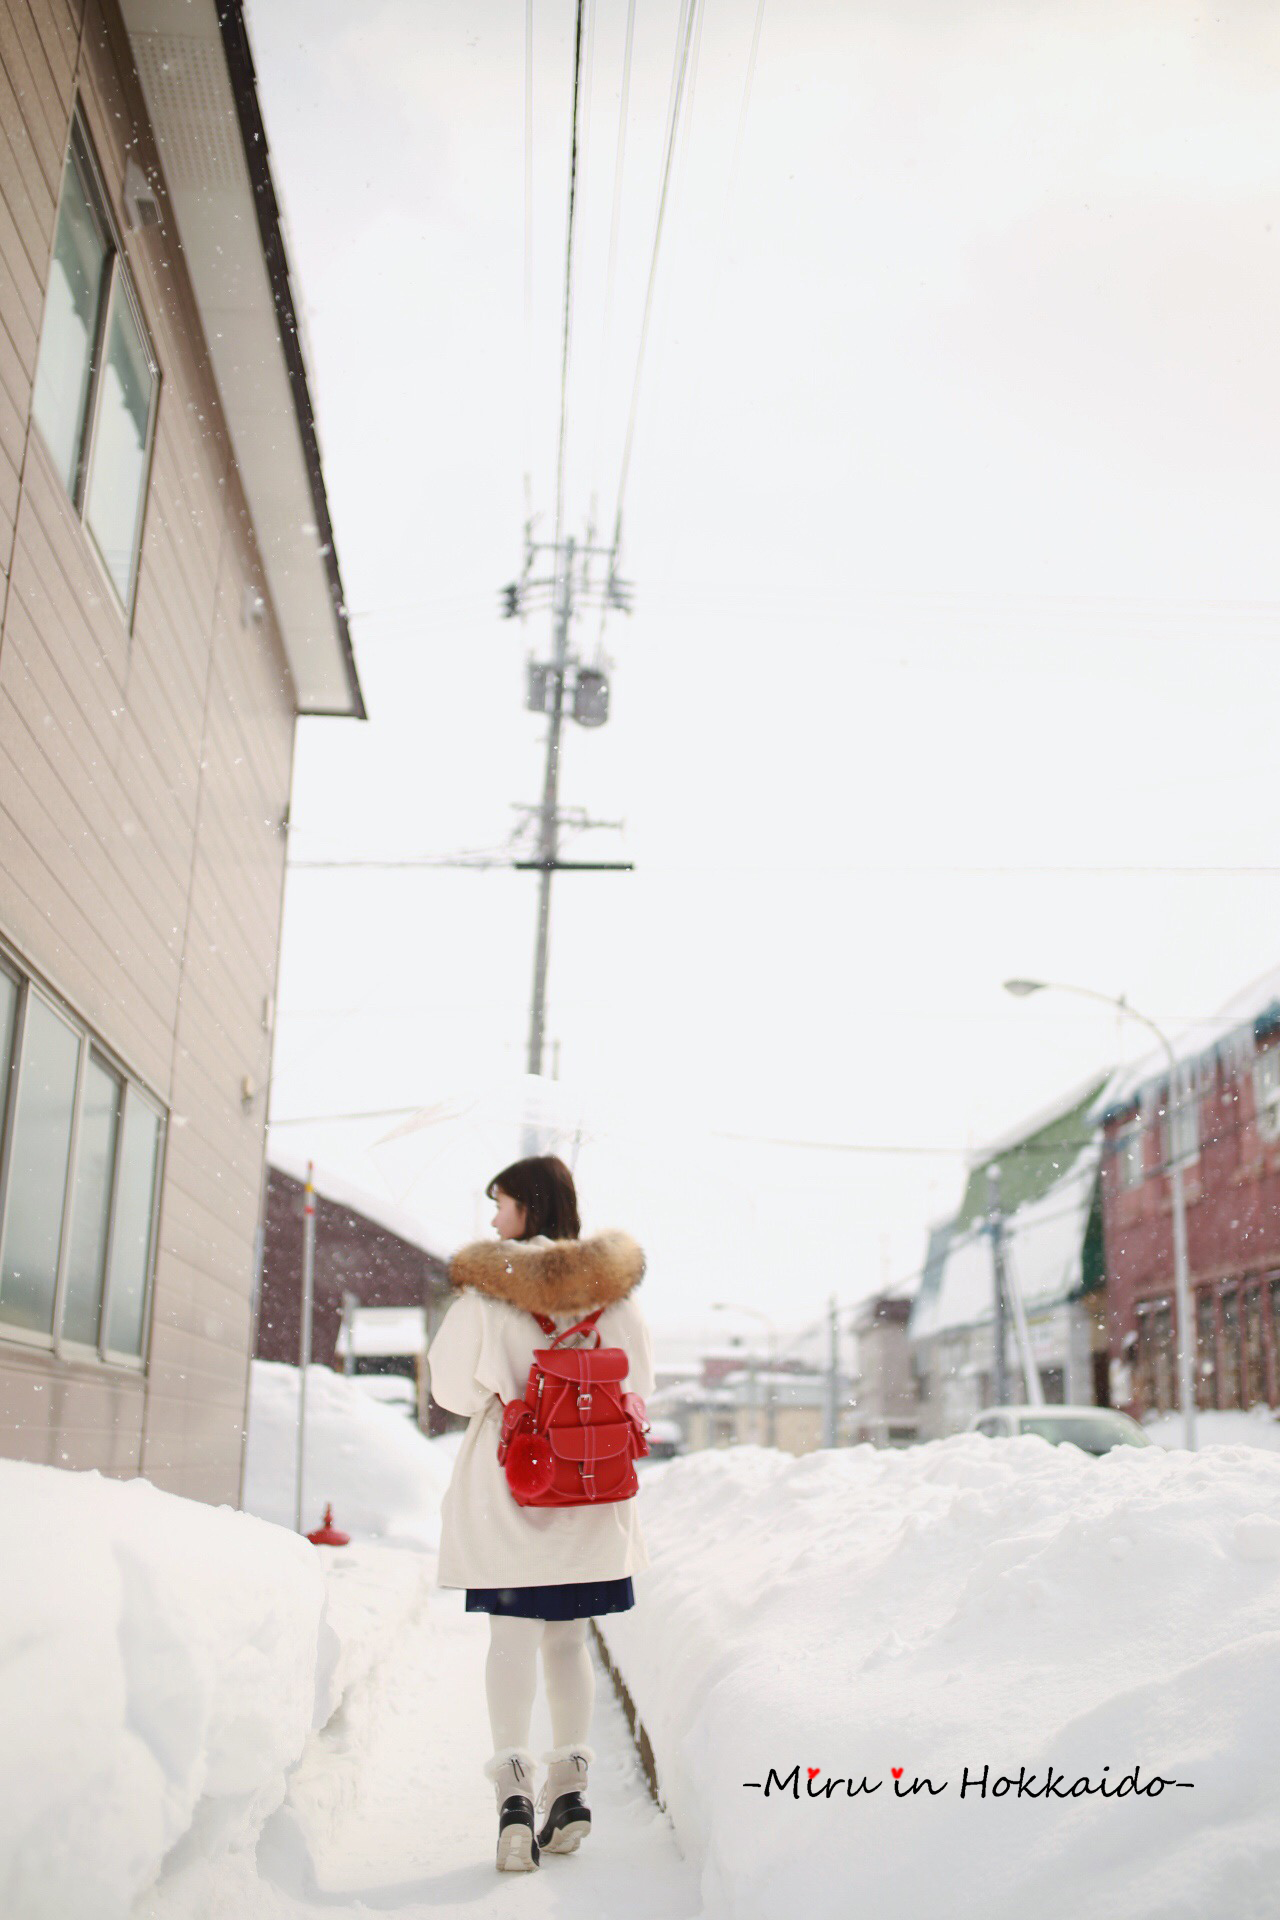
987, 1165, 1010, 1407
527, 537, 574, 1078
501, 534, 634, 1151
984, 1163, 1044, 1408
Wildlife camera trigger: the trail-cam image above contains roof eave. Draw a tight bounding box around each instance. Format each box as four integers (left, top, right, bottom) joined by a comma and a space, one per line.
214, 0, 365, 721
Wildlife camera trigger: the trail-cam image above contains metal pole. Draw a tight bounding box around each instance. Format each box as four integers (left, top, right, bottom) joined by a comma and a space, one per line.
295, 1161, 316, 1534
1003, 980, 1196, 1449
824, 1293, 839, 1448
1002, 1241, 1045, 1407
527, 536, 575, 1080
987, 1166, 1010, 1407
1165, 1070, 1197, 1451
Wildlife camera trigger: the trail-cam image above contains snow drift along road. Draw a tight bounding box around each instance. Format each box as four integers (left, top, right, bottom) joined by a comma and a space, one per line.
0, 1461, 329, 1920
601, 1435, 1280, 1920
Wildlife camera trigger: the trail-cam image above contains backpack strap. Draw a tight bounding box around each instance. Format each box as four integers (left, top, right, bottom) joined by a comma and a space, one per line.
529, 1306, 604, 1348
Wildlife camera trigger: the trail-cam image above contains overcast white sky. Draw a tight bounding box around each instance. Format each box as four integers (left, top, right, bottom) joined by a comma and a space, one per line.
248, 0, 1280, 1361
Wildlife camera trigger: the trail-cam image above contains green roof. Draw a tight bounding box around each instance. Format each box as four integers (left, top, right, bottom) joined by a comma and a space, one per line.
953, 1076, 1110, 1231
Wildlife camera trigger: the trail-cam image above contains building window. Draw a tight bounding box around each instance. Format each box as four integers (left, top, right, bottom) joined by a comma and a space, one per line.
1219, 1288, 1241, 1409
1038, 1365, 1066, 1405
31, 115, 159, 617
1116, 1118, 1145, 1190
1242, 1284, 1265, 1409
1136, 1299, 1176, 1415
1159, 1086, 1199, 1171
1195, 1290, 1217, 1411
1253, 1043, 1280, 1143
0, 961, 164, 1364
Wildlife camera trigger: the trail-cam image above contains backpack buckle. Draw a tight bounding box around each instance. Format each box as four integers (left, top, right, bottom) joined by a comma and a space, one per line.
577, 1388, 592, 1415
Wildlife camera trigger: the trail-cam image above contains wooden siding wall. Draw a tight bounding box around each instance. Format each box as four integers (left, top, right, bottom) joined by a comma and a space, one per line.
0, 0, 299, 1503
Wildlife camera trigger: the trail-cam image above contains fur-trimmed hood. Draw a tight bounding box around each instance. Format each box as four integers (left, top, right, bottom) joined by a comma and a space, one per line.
448, 1230, 645, 1315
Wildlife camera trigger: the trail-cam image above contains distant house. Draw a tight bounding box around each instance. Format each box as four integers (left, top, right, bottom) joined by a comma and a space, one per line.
648, 1351, 847, 1455
909, 1076, 1113, 1438
0, 0, 363, 1503
1100, 966, 1280, 1421
258, 1158, 452, 1431
848, 1294, 919, 1446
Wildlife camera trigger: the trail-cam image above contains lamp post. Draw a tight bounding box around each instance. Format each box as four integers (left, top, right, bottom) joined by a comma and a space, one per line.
1003, 978, 1196, 1451
711, 1303, 778, 1447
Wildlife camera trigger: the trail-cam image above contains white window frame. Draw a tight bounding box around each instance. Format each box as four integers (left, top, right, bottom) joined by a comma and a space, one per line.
1115, 1116, 1145, 1190
0, 949, 166, 1372
1160, 1083, 1199, 1171
1253, 1042, 1280, 1143
32, 108, 160, 625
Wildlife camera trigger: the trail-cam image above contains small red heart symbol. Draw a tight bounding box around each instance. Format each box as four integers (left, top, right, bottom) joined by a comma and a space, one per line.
892, 1767, 904, 1780
807, 1767, 820, 1780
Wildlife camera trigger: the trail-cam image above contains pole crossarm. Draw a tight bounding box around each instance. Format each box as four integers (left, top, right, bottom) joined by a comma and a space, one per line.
514, 859, 634, 872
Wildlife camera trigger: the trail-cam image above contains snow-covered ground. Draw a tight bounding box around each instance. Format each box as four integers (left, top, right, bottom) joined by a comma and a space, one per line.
8, 1370, 1280, 1919
2, 1431, 696, 1919
600, 1436, 1280, 1920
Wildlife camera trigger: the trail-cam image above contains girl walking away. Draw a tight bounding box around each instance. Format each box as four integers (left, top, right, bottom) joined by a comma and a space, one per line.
426, 1155, 655, 1873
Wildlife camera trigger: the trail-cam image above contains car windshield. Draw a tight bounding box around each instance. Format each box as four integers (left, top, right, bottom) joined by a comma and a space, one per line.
1016, 1413, 1148, 1454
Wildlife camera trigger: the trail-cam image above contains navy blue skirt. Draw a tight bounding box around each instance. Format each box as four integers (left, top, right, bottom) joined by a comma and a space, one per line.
465, 1577, 635, 1620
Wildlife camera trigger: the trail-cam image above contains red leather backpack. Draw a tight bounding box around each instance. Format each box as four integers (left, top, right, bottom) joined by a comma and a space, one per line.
496, 1307, 650, 1507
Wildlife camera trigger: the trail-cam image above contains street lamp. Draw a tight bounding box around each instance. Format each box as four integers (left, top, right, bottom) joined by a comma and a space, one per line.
711, 1302, 778, 1447
1003, 978, 1196, 1450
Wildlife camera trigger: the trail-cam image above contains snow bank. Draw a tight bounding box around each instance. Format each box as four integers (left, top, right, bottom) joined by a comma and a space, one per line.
1145, 1405, 1280, 1451
603, 1437, 1280, 1920
242, 1360, 450, 1548
0, 1460, 326, 1920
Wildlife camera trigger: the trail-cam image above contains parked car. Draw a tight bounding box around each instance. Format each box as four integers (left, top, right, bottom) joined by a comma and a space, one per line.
966, 1405, 1153, 1456
641, 1417, 685, 1462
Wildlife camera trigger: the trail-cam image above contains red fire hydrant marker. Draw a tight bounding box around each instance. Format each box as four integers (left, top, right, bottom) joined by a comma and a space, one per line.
307, 1503, 350, 1547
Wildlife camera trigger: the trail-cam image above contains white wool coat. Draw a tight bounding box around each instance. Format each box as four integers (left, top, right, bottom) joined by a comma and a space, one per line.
426, 1233, 656, 1589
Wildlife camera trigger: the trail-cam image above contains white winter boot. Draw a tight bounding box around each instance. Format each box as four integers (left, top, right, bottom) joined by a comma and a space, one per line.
482, 1746, 540, 1871
535, 1742, 595, 1854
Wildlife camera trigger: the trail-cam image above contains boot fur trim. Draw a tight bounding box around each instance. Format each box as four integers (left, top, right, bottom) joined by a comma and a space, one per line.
540, 1743, 596, 1767
449, 1232, 644, 1313
482, 1745, 538, 1784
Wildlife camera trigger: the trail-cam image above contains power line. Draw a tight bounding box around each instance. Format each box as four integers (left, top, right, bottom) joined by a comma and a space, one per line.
607, 0, 701, 565
730, 0, 768, 183
553, 0, 590, 564
285, 855, 1280, 878
522, 0, 535, 528
588, 0, 637, 537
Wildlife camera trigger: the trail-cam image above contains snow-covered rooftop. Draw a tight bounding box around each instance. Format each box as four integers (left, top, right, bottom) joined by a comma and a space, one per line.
911, 1147, 1099, 1340
270, 1147, 448, 1262
1098, 960, 1280, 1115
335, 1307, 428, 1359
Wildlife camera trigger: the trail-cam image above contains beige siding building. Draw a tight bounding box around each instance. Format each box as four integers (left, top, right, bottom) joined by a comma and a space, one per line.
0, 0, 363, 1501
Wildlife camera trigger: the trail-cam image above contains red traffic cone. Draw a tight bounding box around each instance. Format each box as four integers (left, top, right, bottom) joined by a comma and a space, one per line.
307, 1503, 350, 1546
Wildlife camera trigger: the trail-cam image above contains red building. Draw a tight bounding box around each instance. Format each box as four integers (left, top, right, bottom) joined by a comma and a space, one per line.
256, 1158, 450, 1392
1100, 971, 1280, 1419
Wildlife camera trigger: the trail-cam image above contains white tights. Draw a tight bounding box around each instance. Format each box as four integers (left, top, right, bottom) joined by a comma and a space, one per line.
485, 1614, 594, 1752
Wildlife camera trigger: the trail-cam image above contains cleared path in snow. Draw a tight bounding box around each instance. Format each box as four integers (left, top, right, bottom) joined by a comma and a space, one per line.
253, 1575, 703, 1918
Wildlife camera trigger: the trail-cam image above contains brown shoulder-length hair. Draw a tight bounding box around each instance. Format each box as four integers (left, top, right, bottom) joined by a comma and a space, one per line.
487, 1155, 581, 1241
